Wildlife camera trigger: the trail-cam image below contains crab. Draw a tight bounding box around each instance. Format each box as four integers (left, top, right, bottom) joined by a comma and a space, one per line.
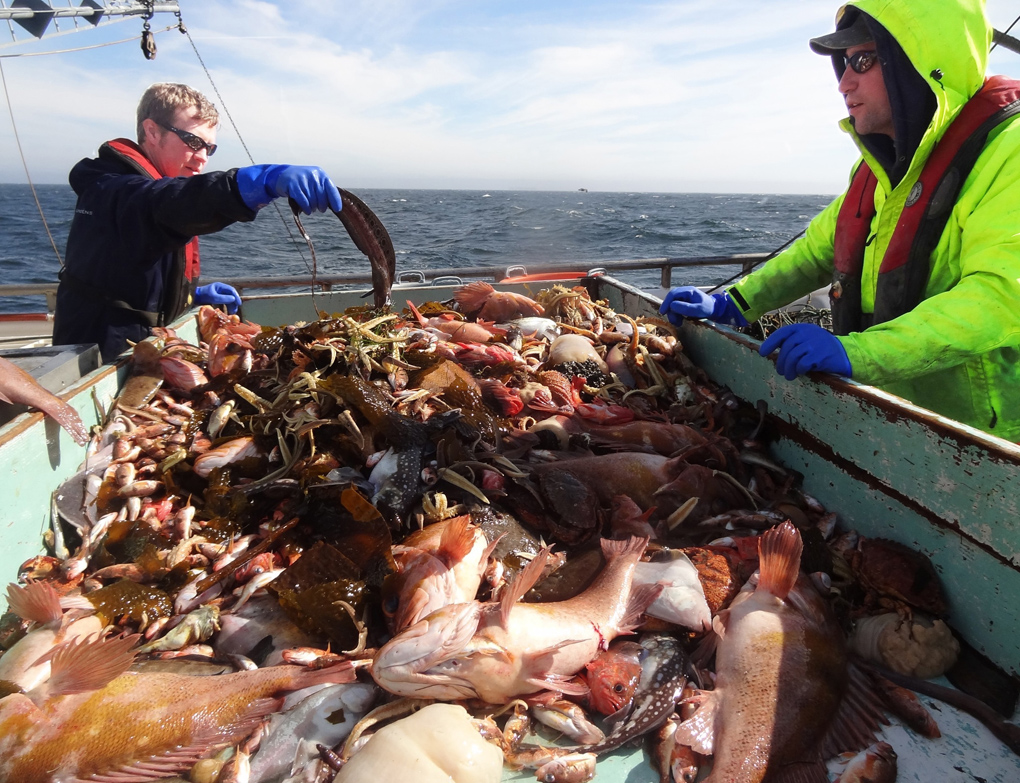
843, 536, 947, 617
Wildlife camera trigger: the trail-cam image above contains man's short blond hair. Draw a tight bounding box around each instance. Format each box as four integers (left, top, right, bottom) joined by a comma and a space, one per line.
136, 83, 219, 143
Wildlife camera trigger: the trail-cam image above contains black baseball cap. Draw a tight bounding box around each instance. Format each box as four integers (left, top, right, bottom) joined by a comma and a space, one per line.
809, 10, 873, 55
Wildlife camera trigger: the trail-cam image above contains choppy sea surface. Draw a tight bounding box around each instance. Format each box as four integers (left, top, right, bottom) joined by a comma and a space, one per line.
0, 184, 833, 314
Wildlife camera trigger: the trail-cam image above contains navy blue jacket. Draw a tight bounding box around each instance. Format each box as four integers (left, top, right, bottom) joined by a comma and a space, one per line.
53, 140, 256, 361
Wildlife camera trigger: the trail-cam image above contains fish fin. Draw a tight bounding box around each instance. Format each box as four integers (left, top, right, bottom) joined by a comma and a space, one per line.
673, 690, 718, 755
454, 280, 495, 313
406, 299, 428, 326
30, 632, 139, 701
711, 609, 729, 639
479, 532, 504, 567
500, 547, 551, 628
756, 521, 803, 600
617, 582, 664, 634
765, 760, 830, 783
525, 672, 591, 697
817, 663, 889, 759
72, 699, 278, 783
395, 586, 432, 630
438, 514, 478, 564
6, 580, 63, 626
0, 389, 11, 404
599, 535, 649, 562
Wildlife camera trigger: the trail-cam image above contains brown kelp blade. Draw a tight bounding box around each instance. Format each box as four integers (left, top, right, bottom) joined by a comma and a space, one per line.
334, 189, 396, 309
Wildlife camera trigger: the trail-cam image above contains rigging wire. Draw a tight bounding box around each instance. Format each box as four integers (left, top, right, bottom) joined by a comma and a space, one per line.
0, 56, 63, 267
990, 12, 1020, 52
178, 12, 312, 276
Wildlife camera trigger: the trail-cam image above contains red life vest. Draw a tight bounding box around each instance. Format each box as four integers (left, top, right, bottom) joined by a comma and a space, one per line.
830, 75, 1020, 335
105, 138, 200, 323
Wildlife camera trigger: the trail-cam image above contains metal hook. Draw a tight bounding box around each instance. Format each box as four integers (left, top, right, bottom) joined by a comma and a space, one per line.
140, 0, 156, 59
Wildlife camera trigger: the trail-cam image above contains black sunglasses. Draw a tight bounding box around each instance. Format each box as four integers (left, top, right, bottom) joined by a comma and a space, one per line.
159, 123, 217, 156
843, 50, 879, 74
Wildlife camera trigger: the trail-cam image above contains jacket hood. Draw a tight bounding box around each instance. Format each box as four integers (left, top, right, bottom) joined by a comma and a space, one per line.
838, 0, 991, 180
847, 0, 990, 110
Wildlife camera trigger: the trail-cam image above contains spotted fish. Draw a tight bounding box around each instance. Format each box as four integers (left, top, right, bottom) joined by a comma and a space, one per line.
330, 375, 462, 522
573, 634, 688, 754
334, 189, 396, 309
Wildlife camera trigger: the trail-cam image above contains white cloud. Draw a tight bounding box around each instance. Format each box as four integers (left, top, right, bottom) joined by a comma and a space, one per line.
1, 0, 1018, 192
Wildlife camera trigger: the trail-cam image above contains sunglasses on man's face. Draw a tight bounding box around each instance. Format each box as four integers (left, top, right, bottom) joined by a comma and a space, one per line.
843, 50, 879, 74
160, 123, 217, 156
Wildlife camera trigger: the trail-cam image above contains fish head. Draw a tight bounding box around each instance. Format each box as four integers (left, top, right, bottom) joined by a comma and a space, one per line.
584, 640, 645, 716
370, 602, 483, 700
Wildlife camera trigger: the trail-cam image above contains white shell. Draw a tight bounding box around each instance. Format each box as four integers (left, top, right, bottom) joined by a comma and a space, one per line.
335, 703, 503, 783
849, 612, 960, 679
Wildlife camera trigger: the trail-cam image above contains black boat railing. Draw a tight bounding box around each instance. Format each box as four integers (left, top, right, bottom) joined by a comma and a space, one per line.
0, 252, 769, 312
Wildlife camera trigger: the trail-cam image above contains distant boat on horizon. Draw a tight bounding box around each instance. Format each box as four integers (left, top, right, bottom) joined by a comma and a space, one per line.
579, 188, 588, 192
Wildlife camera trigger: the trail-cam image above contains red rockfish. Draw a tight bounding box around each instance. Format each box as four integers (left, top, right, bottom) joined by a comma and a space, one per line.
0, 633, 357, 783
383, 514, 496, 632
674, 522, 868, 783
583, 640, 644, 716
371, 536, 661, 704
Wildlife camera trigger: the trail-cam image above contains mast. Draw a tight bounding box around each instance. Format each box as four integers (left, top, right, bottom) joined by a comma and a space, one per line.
0, 1, 180, 41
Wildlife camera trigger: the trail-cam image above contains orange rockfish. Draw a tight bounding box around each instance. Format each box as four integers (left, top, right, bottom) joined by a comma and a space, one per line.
674, 522, 861, 783
0, 633, 357, 783
383, 514, 496, 632
371, 536, 661, 704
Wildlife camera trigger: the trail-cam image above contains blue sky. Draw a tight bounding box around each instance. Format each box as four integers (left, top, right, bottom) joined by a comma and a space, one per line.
2, 0, 1020, 193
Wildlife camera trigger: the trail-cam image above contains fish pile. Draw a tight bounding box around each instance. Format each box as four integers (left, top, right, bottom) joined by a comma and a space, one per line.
0, 279, 982, 783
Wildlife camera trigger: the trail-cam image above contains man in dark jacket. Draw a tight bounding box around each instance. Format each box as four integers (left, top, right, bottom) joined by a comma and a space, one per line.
53, 82, 343, 361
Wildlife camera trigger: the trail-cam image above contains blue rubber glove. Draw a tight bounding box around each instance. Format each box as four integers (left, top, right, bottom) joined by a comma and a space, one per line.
194, 282, 242, 314
235, 165, 343, 214
659, 286, 748, 327
759, 323, 852, 380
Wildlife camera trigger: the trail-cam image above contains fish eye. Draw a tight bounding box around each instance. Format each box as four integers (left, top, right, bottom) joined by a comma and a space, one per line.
613, 683, 625, 693
382, 595, 399, 616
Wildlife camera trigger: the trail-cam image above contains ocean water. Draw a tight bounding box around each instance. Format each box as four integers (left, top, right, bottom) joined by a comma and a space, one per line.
0, 184, 833, 314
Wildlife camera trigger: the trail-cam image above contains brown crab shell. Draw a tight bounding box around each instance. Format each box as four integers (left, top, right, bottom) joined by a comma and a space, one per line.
850, 537, 947, 616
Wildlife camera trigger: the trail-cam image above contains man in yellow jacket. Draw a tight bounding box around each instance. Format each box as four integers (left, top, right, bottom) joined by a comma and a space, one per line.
661, 0, 1020, 442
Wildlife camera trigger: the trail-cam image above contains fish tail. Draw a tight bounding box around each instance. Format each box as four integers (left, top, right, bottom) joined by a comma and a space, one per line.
454, 281, 495, 313
756, 521, 803, 600
600, 535, 649, 562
